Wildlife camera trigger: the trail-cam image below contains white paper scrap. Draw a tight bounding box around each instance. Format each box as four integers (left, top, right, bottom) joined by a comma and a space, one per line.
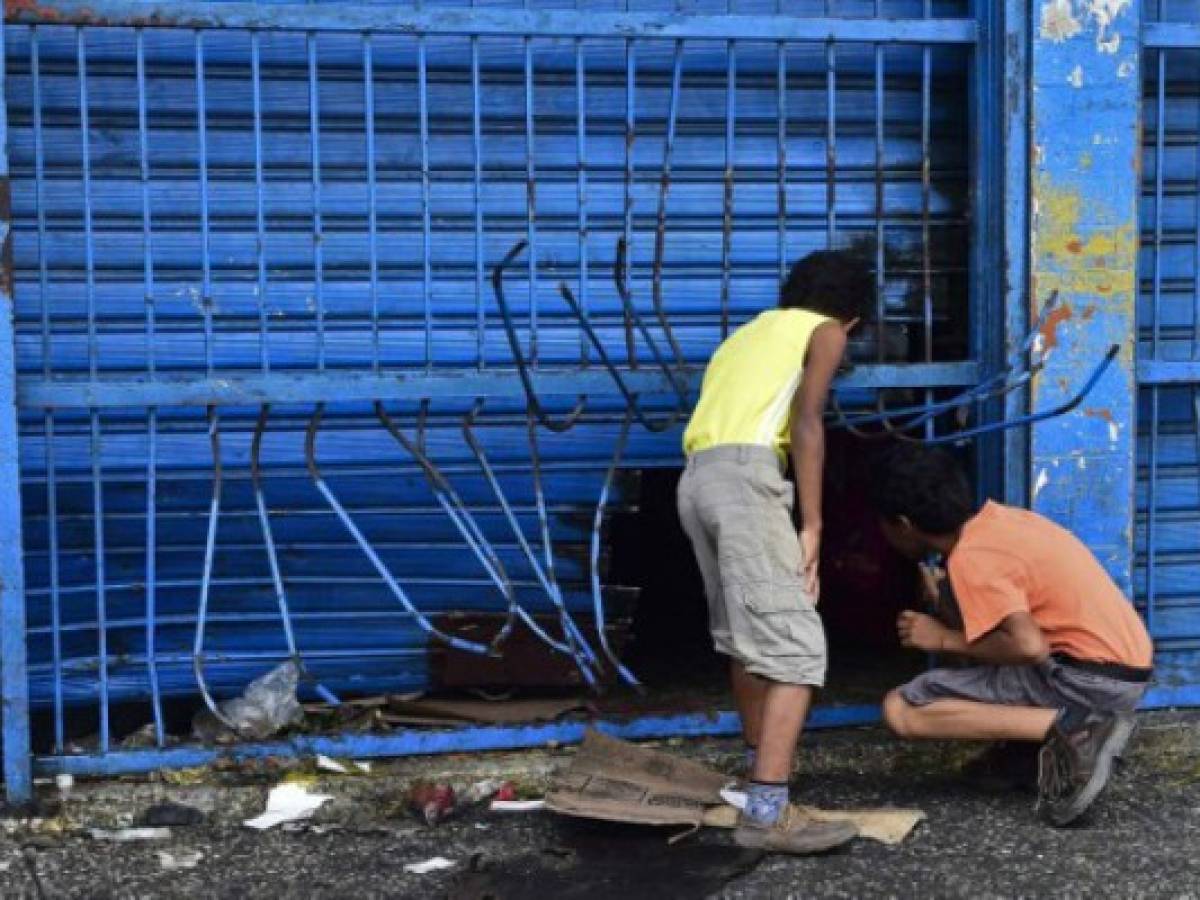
243, 783, 334, 830
316, 755, 371, 775
403, 856, 456, 875
88, 827, 172, 842
157, 850, 204, 871
488, 799, 545, 812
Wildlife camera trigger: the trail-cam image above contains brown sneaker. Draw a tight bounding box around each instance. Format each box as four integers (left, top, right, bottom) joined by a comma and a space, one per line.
1037, 712, 1136, 826
733, 805, 858, 855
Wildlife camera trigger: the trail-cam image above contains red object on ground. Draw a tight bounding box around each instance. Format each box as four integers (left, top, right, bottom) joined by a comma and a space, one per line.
407, 781, 457, 826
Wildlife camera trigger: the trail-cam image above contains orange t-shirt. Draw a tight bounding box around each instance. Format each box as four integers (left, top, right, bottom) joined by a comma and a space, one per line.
947, 502, 1153, 668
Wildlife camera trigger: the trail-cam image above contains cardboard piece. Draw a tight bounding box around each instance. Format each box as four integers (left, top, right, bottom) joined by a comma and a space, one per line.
545, 730, 924, 844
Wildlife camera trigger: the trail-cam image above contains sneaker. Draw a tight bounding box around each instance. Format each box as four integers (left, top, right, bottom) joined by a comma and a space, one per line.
733, 804, 858, 855
1036, 712, 1136, 826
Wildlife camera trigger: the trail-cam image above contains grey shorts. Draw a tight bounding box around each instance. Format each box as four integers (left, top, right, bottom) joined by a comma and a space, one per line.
676, 444, 826, 686
899, 657, 1149, 715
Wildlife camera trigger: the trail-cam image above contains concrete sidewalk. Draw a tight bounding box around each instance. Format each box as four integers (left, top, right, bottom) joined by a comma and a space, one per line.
2, 711, 1199, 898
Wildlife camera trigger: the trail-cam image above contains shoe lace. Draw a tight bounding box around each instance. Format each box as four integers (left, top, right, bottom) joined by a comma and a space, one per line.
1038, 737, 1074, 804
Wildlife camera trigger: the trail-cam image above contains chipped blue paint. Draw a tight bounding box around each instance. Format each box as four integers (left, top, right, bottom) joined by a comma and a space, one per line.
1029, 0, 1139, 597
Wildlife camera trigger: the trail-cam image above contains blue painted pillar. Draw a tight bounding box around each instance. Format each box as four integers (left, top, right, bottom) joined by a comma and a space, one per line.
1029, 0, 1140, 594
0, 18, 32, 803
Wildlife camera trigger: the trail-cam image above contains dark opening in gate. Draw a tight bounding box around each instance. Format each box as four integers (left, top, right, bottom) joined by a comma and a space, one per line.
613, 431, 974, 716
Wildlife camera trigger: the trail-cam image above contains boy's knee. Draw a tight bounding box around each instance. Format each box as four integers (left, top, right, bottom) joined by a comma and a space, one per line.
883, 689, 917, 739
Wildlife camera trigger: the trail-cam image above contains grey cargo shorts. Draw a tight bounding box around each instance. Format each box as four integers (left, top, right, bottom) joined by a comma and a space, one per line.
676, 444, 826, 686
899, 657, 1148, 715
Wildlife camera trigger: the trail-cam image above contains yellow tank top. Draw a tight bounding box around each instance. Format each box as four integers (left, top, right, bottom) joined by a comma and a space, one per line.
682, 309, 830, 462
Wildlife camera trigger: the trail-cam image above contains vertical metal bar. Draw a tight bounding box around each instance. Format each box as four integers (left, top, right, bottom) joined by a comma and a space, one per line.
652, 41, 686, 367
1153, 48, 1166, 359
136, 28, 165, 745
720, 41, 736, 340
622, 40, 636, 365
137, 32, 155, 380
194, 31, 213, 375
524, 37, 538, 366
1195, 55, 1200, 362
90, 412, 109, 753
418, 35, 433, 370
78, 28, 111, 751
251, 31, 269, 373
308, 32, 325, 372
78, 30, 97, 380
924, 0, 941, 477
1, 15, 34, 801
364, 34, 380, 372
825, 39, 836, 246
1145, 386, 1159, 634
921, 43, 933, 366
193, 406, 231, 723
875, 43, 885, 361
44, 408, 62, 753
777, 40, 787, 283
30, 27, 64, 753
471, 37, 485, 369
1001, 0, 1030, 505
575, 39, 589, 363
1145, 51, 1164, 636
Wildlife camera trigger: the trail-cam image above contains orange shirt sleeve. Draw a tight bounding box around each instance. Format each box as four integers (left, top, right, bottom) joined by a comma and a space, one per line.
947, 549, 1030, 644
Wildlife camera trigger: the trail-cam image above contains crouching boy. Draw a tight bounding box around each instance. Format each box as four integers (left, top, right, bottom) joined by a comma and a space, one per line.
869, 444, 1153, 825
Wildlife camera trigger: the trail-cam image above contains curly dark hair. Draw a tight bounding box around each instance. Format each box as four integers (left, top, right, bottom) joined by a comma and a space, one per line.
779, 238, 880, 322
868, 444, 975, 535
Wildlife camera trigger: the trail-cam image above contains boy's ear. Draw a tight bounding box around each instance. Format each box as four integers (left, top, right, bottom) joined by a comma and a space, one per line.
897, 515, 915, 533
842, 317, 861, 335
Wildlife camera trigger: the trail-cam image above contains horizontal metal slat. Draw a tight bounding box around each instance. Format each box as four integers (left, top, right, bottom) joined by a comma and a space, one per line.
16, 361, 979, 408
1145, 22, 1200, 49
1138, 360, 1200, 384
4, 4, 979, 45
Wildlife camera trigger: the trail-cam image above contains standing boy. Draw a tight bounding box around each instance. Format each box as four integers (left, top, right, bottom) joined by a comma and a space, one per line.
677, 246, 873, 854
869, 443, 1153, 825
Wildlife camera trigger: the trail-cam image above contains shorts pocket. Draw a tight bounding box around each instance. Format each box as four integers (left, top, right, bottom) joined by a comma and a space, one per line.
741, 586, 824, 658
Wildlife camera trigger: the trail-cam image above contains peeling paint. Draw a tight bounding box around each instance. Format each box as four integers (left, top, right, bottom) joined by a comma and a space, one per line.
1117, 60, 1134, 79
1068, 65, 1083, 88
1040, 302, 1075, 350
1084, 0, 1130, 54
1036, 0, 1131, 54
1085, 408, 1123, 443
1040, 0, 1082, 42
1034, 468, 1051, 499
1031, 180, 1137, 302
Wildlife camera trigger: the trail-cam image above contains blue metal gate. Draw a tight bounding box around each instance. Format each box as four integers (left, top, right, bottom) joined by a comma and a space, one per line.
0, 0, 1003, 798
1139, 3, 1200, 705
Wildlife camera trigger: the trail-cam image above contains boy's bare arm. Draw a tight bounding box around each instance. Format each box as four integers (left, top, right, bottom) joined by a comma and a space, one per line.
789, 322, 847, 599
898, 609, 1050, 666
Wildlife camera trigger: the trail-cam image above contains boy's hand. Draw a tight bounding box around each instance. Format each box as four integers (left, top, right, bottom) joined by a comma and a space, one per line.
800, 527, 821, 603
918, 561, 946, 609
897, 610, 949, 652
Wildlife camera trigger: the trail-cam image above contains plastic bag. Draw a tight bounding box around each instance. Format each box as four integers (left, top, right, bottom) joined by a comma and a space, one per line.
192, 661, 304, 742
